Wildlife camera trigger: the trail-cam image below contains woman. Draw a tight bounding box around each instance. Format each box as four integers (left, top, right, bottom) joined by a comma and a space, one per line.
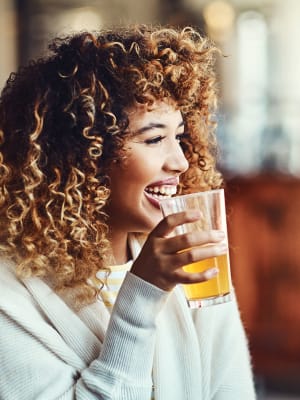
0, 25, 255, 399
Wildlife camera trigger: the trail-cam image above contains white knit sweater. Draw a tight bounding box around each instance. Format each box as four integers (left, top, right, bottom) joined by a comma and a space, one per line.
0, 253, 256, 400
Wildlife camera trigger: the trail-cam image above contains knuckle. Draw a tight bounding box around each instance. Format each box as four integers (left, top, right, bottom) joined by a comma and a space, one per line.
170, 254, 182, 269
172, 269, 184, 282
164, 214, 174, 229
152, 249, 161, 263
182, 273, 194, 284
185, 249, 197, 265
181, 210, 188, 218
182, 233, 193, 249
152, 237, 163, 254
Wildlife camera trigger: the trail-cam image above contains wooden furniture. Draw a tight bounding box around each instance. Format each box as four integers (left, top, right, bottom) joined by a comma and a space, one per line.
225, 175, 300, 393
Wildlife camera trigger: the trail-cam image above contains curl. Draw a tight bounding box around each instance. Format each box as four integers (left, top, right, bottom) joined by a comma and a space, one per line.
0, 25, 222, 307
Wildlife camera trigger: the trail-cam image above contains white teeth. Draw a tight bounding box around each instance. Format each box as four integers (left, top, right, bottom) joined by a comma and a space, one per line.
165, 187, 177, 196
145, 185, 177, 197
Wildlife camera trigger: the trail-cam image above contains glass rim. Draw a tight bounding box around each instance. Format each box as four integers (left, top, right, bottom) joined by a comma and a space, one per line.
159, 188, 224, 206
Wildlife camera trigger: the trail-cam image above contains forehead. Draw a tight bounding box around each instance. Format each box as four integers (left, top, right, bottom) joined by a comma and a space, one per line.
126, 100, 183, 131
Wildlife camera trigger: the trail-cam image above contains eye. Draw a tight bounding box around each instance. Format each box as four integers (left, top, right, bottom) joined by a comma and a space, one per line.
144, 135, 166, 145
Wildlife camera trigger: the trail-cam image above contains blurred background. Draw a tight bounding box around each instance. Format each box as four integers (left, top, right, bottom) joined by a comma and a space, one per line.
1, 0, 300, 398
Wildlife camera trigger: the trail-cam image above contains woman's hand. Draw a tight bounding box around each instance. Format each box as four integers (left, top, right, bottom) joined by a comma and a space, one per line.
130, 210, 227, 291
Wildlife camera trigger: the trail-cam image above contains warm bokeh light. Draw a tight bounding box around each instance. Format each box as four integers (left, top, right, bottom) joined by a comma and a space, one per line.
55, 7, 103, 33
203, 0, 235, 41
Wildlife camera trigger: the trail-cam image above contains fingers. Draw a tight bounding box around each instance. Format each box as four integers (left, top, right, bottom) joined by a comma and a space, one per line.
174, 266, 219, 285
159, 241, 226, 286
172, 241, 227, 268
136, 239, 226, 291
152, 210, 225, 253
161, 230, 226, 255
152, 210, 202, 238
131, 210, 228, 291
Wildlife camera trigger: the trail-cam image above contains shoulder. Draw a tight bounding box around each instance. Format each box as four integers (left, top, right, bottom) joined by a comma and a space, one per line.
0, 258, 53, 326
0, 257, 50, 331
0, 258, 31, 299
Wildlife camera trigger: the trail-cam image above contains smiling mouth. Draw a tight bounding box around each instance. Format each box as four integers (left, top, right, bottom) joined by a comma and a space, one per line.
144, 185, 177, 199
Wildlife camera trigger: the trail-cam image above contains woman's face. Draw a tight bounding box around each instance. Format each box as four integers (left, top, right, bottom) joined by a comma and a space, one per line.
106, 100, 189, 235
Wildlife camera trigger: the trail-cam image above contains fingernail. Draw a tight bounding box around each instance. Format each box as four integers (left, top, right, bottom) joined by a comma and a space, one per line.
204, 267, 219, 279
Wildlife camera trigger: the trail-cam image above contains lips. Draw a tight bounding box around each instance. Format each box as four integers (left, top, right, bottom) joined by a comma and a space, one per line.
144, 177, 179, 209
145, 185, 177, 196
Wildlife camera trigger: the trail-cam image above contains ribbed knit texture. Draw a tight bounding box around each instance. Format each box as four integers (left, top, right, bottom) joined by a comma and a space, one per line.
0, 251, 256, 399
91, 260, 155, 400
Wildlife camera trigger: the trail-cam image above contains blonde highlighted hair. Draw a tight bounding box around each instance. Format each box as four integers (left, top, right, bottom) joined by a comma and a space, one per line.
0, 25, 222, 306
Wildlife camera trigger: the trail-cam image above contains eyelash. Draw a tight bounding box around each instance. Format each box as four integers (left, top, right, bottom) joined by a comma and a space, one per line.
144, 133, 189, 145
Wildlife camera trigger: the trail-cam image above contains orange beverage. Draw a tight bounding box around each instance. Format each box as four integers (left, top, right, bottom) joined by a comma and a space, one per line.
160, 189, 232, 307
182, 253, 231, 301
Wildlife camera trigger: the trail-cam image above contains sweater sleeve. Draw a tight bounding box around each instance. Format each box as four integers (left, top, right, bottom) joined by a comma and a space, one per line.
0, 271, 168, 400
78, 272, 168, 399
192, 291, 256, 399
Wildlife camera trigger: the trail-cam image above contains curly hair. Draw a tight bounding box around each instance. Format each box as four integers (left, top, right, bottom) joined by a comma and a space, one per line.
0, 25, 222, 306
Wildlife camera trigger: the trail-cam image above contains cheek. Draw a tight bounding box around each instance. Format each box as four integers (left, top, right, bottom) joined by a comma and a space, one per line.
109, 161, 149, 196
123, 155, 157, 183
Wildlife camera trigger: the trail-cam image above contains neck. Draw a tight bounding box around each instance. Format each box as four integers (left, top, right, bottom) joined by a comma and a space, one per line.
109, 229, 131, 265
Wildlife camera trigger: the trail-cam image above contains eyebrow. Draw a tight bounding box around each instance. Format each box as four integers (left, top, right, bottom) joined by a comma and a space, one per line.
135, 120, 184, 135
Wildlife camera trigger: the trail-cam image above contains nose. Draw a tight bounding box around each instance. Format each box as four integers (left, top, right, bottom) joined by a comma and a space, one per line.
164, 140, 189, 174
